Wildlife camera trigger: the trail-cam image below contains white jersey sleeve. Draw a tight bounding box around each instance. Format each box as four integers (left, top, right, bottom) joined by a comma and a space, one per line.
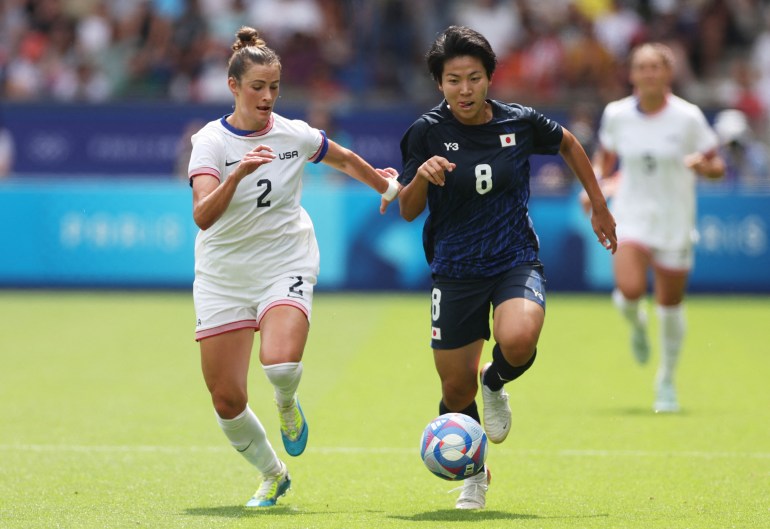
188, 126, 224, 182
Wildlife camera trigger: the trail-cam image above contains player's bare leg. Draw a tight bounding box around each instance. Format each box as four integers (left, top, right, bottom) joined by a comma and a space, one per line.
613, 244, 652, 364
200, 329, 289, 506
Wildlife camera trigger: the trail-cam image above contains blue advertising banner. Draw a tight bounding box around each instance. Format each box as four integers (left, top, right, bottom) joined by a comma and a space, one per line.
0, 180, 198, 287
0, 180, 767, 291
1, 103, 418, 177
2, 103, 567, 179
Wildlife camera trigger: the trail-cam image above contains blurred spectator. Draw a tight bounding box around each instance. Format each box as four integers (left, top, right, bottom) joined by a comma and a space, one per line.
247, 0, 324, 48
716, 57, 766, 130
562, 12, 620, 105
449, 0, 522, 55
750, 7, 770, 127
593, 0, 644, 60
205, 0, 249, 48
713, 108, 770, 187
0, 0, 768, 120
491, 10, 565, 105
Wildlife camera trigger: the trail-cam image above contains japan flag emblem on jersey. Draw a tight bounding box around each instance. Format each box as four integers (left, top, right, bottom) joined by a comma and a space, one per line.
499, 133, 516, 147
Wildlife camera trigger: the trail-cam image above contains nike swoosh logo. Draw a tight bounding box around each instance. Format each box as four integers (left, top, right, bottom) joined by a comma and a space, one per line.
236, 440, 253, 453
225, 159, 241, 166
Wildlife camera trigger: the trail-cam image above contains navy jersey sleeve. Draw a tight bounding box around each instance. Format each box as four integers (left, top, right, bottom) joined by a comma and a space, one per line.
518, 105, 563, 155
399, 116, 433, 187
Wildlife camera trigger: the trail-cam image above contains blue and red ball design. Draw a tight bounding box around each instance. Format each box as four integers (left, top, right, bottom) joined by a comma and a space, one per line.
420, 413, 488, 480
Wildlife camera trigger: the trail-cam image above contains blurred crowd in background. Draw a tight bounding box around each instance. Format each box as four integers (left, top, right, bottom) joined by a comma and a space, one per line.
1, 0, 770, 186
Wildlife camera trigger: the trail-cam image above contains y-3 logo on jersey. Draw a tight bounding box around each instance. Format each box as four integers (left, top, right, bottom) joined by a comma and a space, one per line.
279, 150, 299, 160
444, 142, 459, 151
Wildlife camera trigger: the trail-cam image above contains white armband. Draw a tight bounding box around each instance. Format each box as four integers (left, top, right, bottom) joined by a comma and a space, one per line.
381, 178, 400, 201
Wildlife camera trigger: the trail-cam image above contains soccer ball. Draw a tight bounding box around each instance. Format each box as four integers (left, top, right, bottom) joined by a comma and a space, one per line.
419, 413, 488, 481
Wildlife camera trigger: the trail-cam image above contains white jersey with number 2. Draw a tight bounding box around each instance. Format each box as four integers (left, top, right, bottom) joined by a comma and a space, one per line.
598, 94, 718, 250
188, 113, 327, 287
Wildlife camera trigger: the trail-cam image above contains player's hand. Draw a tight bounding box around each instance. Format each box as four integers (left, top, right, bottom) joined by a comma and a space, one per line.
684, 152, 707, 172
417, 156, 455, 187
590, 202, 617, 253
377, 168, 401, 214
233, 145, 275, 181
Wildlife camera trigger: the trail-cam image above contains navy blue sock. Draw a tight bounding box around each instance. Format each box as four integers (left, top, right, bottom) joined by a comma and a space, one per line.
439, 399, 480, 425
482, 344, 537, 391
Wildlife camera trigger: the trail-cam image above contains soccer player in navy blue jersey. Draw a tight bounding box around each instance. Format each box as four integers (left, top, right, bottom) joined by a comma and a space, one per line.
397, 25, 617, 510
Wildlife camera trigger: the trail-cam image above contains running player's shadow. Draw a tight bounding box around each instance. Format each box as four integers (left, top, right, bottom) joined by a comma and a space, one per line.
390, 511, 609, 522
184, 505, 299, 517
601, 407, 691, 417
389, 510, 537, 522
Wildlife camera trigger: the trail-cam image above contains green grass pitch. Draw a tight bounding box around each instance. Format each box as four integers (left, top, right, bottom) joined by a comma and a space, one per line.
0, 290, 768, 529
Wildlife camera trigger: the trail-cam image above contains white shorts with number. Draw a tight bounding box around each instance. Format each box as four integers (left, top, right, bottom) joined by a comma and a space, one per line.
193, 273, 316, 341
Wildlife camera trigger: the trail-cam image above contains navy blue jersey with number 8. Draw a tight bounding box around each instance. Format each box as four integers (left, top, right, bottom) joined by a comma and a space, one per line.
399, 99, 564, 279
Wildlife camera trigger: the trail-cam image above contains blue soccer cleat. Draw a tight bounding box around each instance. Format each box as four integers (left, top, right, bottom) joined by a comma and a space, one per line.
278, 397, 308, 456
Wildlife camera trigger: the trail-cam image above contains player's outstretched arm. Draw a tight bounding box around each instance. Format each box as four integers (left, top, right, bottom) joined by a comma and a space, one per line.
559, 128, 617, 253
579, 146, 619, 214
321, 140, 401, 212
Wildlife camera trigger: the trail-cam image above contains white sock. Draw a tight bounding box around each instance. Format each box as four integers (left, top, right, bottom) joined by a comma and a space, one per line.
216, 406, 281, 476
612, 288, 646, 328
263, 362, 303, 408
656, 304, 686, 384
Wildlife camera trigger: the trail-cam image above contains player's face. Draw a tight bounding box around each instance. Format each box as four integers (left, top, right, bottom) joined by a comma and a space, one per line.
439, 55, 490, 125
229, 62, 281, 130
629, 49, 671, 99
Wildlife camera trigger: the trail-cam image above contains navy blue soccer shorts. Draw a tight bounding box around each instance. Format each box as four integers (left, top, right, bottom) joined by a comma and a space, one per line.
429, 263, 546, 350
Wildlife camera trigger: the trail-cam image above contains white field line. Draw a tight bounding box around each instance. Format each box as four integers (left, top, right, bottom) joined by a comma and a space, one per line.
0, 444, 768, 459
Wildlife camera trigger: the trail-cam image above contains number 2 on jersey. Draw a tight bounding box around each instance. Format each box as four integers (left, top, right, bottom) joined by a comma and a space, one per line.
257, 178, 271, 207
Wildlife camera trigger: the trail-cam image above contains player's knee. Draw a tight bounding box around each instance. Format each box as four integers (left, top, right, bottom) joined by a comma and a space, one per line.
617, 284, 645, 301
441, 377, 478, 409
497, 337, 538, 366
211, 389, 248, 420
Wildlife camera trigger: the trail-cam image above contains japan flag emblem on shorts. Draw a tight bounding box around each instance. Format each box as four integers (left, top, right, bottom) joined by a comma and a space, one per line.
432, 327, 442, 340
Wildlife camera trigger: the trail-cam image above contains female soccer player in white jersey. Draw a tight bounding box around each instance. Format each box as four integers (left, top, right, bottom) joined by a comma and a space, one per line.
187, 26, 400, 508
591, 43, 725, 413
397, 25, 617, 510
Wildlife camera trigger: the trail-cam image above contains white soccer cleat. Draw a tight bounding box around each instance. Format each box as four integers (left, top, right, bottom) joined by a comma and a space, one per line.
480, 363, 512, 444
455, 466, 491, 510
246, 461, 291, 507
654, 379, 680, 413
631, 313, 651, 365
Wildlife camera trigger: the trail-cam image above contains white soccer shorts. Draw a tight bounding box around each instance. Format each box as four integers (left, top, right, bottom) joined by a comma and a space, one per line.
193, 273, 316, 341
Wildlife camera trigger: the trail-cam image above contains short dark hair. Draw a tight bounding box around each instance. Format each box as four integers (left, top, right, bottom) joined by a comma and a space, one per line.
426, 26, 497, 83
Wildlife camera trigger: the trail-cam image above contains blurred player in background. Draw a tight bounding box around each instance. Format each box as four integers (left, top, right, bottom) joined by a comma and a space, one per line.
187, 26, 399, 508
0, 112, 14, 178
589, 42, 725, 413
397, 25, 616, 510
